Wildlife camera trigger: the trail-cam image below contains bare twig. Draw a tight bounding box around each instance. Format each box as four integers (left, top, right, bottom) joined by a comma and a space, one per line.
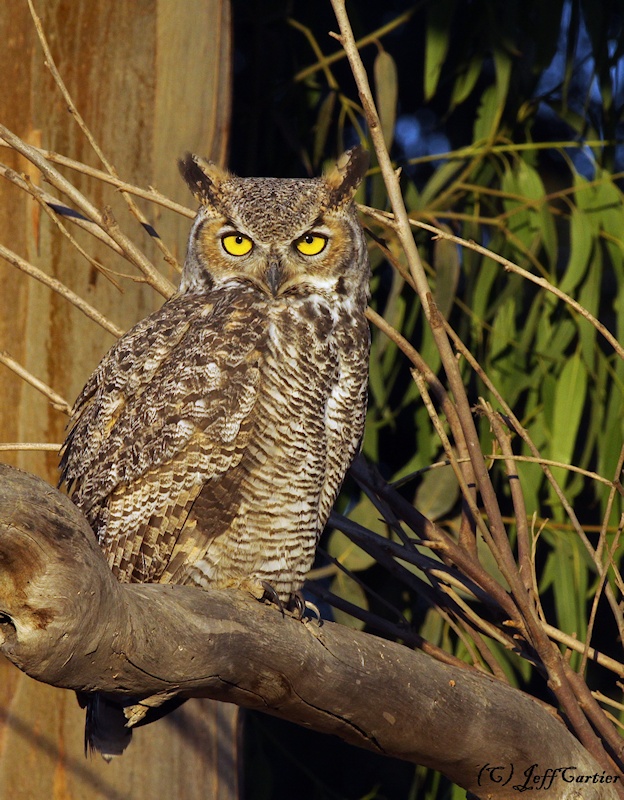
0, 163, 126, 260
293, 8, 415, 83
0, 443, 62, 452
0, 351, 71, 414
543, 624, 624, 679
479, 399, 533, 594
443, 319, 624, 627
0, 243, 123, 338
0, 125, 175, 298
25, 0, 181, 272
0, 145, 195, 219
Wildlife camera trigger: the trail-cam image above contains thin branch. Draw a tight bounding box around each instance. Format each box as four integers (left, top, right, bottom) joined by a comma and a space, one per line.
25, 0, 181, 272
543, 624, 624, 679
0, 351, 71, 414
0, 145, 195, 219
292, 7, 415, 83
0, 125, 175, 298
479, 399, 533, 594
0, 443, 62, 452
0, 243, 123, 338
394, 454, 616, 491
409, 369, 512, 581
443, 319, 624, 625
582, 444, 624, 675
0, 163, 126, 259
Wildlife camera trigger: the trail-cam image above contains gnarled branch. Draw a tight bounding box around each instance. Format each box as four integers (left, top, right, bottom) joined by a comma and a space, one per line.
0, 463, 618, 800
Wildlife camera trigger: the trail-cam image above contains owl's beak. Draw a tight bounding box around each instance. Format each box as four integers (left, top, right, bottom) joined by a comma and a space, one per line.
265, 257, 284, 296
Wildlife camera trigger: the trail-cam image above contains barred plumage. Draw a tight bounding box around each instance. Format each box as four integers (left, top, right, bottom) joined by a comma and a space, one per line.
59, 147, 371, 756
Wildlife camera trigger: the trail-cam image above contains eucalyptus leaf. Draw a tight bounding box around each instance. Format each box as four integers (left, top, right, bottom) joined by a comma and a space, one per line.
374, 50, 398, 149
549, 351, 587, 492
545, 534, 588, 660
433, 223, 460, 319
577, 251, 601, 366
473, 85, 499, 143
327, 494, 389, 573
313, 92, 336, 168
414, 462, 459, 521
450, 55, 483, 108
424, 0, 456, 101
329, 572, 368, 630
559, 208, 593, 294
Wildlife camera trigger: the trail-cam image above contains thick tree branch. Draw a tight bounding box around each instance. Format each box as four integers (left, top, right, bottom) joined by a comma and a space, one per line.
0, 464, 618, 799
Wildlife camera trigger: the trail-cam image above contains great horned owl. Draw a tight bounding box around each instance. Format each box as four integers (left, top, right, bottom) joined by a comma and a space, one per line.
59, 146, 371, 755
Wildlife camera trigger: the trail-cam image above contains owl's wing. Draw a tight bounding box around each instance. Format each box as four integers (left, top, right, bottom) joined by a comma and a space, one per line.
60, 289, 265, 582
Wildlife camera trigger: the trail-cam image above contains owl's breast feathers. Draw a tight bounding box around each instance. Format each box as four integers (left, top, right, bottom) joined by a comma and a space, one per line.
60, 284, 369, 596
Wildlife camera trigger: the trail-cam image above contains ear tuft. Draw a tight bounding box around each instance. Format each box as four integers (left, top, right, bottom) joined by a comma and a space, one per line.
324, 145, 369, 208
178, 153, 231, 202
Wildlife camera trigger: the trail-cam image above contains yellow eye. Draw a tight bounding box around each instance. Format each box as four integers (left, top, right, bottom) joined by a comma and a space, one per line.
295, 233, 327, 256
222, 233, 253, 256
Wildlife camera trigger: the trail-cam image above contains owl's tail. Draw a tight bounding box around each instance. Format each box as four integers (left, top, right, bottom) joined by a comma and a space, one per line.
81, 693, 132, 761
80, 691, 189, 759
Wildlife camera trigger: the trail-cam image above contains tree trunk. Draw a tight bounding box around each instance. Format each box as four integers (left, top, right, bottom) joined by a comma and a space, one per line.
0, 2, 235, 798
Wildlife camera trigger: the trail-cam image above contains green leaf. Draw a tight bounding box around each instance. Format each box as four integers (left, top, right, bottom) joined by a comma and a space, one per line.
573, 174, 597, 227
472, 49, 511, 142
327, 495, 387, 572
450, 56, 483, 108
414, 463, 459, 521
577, 250, 601, 366
424, 0, 456, 101
575, 170, 624, 239
329, 572, 367, 630
433, 223, 460, 319
559, 208, 593, 294
547, 318, 576, 358
470, 255, 499, 338
549, 351, 587, 490
593, 173, 624, 240
502, 160, 557, 267
374, 50, 398, 149
403, 178, 420, 210
417, 159, 465, 209
493, 48, 512, 114
598, 378, 624, 524
518, 290, 546, 354
542, 533, 588, 657
313, 91, 336, 168
473, 85, 499, 142
489, 296, 516, 362
327, 528, 374, 572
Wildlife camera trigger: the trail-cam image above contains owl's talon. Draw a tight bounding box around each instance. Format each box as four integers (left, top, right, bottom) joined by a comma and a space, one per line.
286, 590, 306, 620
286, 591, 321, 623
304, 599, 322, 623
260, 580, 285, 616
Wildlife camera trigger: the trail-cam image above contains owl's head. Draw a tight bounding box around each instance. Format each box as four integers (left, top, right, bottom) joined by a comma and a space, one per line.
178, 147, 369, 305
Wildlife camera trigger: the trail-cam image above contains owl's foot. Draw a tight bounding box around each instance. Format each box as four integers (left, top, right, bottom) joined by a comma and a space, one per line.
285, 590, 321, 622
257, 583, 320, 622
